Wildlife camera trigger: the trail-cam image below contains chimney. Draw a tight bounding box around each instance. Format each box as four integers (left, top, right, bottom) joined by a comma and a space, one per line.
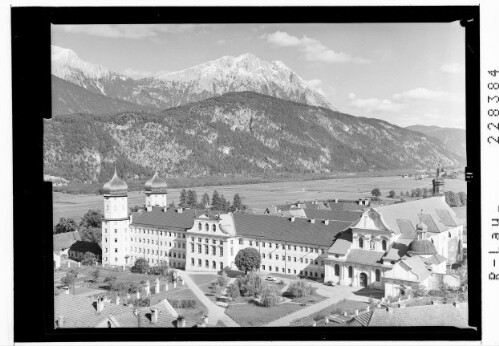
453, 301, 460, 308
176, 316, 186, 328
312, 321, 317, 327
355, 309, 359, 316
324, 317, 329, 324
202, 315, 209, 325
133, 308, 139, 317
324, 220, 329, 225
115, 296, 120, 305
57, 315, 64, 328
97, 298, 104, 313
366, 306, 370, 312
290, 216, 296, 222
335, 198, 339, 203
147, 206, 152, 212
151, 308, 159, 324
177, 208, 183, 214
310, 218, 315, 224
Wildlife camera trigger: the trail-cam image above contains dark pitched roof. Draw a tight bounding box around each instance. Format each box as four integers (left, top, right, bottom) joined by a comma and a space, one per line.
303, 209, 362, 223
233, 214, 351, 247
53, 231, 81, 251
435, 209, 458, 227
131, 208, 196, 230
367, 303, 469, 327
327, 230, 352, 255
351, 310, 374, 327
69, 241, 102, 255
345, 249, 384, 266
383, 238, 412, 261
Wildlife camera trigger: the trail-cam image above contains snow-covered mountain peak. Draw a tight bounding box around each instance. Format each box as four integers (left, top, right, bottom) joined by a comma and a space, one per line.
51, 45, 113, 81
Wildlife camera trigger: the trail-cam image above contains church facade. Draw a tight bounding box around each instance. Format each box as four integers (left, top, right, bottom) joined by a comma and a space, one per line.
102, 171, 464, 297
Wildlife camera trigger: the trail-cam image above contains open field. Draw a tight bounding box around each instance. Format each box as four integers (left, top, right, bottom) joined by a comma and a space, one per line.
52, 175, 467, 226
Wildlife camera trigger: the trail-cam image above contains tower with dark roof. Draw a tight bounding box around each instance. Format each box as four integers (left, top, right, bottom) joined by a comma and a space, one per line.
101, 169, 130, 267
144, 171, 168, 209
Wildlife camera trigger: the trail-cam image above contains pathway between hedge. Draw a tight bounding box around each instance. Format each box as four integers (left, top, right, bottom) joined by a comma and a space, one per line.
176, 271, 240, 327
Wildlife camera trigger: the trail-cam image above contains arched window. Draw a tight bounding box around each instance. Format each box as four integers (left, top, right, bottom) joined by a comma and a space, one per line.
358, 237, 364, 249
348, 266, 353, 278
198, 223, 202, 230
431, 239, 434, 244
212, 224, 216, 232
334, 264, 340, 276
212, 261, 216, 269
205, 259, 209, 268
375, 269, 381, 282
382, 240, 387, 251
205, 223, 209, 231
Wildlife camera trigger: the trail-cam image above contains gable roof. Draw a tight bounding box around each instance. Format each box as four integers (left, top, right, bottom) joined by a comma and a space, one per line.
53, 231, 81, 251
112, 299, 190, 328
367, 304, 469, 327
396, 219, 416, 240
327, 230, 353, 255
233, 214, 351, 247
351, 310, 374, 327
374, 197, 460, 235
400, 256, 431, 281
131, 208, 196, 230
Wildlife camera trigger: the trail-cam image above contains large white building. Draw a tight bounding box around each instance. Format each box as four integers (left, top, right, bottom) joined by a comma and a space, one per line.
102, 171, 464, 297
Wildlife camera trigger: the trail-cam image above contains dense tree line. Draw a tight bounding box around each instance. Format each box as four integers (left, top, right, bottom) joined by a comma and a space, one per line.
53, 209, 103, 244
178, 189, 246, 212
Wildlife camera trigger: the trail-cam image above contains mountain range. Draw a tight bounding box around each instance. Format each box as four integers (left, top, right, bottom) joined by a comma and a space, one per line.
44, 91, 464, 183
405, 125, 466, 158
51, 45, 332, 113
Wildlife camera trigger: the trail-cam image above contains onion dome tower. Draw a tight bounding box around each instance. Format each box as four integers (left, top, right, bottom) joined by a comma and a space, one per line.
101, 168, 130, 267
144, 171, 168, 209
408, 220, 437, 257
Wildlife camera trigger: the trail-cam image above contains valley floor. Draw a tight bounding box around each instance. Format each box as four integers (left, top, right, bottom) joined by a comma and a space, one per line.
51, 174, 467, 226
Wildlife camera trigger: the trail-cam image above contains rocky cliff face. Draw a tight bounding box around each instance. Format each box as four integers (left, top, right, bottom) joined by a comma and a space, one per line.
51, 46, 333, 110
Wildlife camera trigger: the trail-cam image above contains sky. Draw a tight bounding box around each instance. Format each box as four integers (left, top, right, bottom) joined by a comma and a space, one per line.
52, 23, 466, 129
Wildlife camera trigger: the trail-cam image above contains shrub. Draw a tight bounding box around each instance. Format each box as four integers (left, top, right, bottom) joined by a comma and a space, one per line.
133, 297, 150, 307
212, 283, 223, 296
388, 190, 396, 198
227, 283, 240, 300
371, 188, 381, 200
168, 298, 197, 309
109, 282, 128, 293
286, 280, 317, 298
131, 258, 150, 274
236, 272, 266, 297
148, 264, 169, 276
313, 314, 325, 322
278, 280, 285, 285
258, 286, 280, 307
103, 275, 117, 285
217, 272, 230, 287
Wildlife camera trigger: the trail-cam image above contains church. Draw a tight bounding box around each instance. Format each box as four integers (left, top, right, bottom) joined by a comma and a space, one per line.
102, 170, 464, 297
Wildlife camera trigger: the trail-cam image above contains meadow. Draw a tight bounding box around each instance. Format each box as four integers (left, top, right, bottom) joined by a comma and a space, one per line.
52, 175, 466, 226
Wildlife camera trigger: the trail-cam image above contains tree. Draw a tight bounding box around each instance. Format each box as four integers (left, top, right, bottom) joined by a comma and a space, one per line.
79, 227, 102, 243
211, 190, 223, 211
80, 209, 103, 229
200, 193, 210, 209
405, 191, 411, 197
235, 248, 261, 273
227, 283, 241, 300
129, 205, 145, 213
90, 268, 101, 283
168, 201, 176, 210
445, 191, 460, 207
54, 218, 79, 234
232, 193, 243, 211
104, 275, 117, 286
60, 269, 78, 287
186, 190, 198, 208
371, 188, 381, 200
179, 189, 187, 207
388, 190, 396, 198
131, 258, 150, 274
457, 192, 467, 206
81, 252, 97, 266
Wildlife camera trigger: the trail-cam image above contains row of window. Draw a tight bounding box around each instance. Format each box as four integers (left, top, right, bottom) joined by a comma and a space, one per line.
332, 264, 381, 282
191, 244, 224, 257
131, 228, 186, 238
190, 237, 224, 245
190, 258, 224, 270
241, 239, 324, 254
358, 237, 387, 251
261, 253, 324, 266
197, 222, 218, 232
260, 265, 324, 278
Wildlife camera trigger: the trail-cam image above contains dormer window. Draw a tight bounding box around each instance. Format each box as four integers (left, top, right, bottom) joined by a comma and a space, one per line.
382, 240, 387, 251
212, 224, 216, 232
